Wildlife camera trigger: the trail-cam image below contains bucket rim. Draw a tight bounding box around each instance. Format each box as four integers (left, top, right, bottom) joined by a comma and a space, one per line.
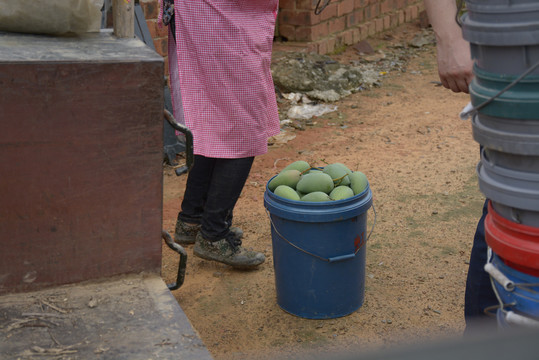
485, 202, 539, 274
488, 201, 539, 236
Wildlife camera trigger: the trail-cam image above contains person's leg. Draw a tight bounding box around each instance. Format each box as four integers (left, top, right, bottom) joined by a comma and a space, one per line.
464, 199, 499, 332
199, 157, 254, 240
193, 157, 265, 268
175, 155, 215, 243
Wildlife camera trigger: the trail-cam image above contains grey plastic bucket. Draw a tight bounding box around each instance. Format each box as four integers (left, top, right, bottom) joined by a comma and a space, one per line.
471, 114, 539, 172
469, 67, 539, 120
492, 202, 539, 227
462, 1, 539, 74
477, 150, 539, 215
468, 44, 539, 75
472, 113, 539, 156
462, 1, 539, 46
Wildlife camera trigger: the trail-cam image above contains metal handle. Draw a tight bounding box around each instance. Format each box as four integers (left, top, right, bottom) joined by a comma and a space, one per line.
267, 203, 376, 263
484, 262, 515, 292
161, 230, 187, 291
164, 109, 194, 176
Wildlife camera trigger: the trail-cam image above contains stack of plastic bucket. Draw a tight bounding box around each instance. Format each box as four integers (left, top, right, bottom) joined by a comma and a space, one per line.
263, 176, 373, 319
462, 0, 539, 328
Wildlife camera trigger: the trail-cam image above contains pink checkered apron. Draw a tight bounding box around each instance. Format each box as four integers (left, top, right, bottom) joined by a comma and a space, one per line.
167, 0, 280, 159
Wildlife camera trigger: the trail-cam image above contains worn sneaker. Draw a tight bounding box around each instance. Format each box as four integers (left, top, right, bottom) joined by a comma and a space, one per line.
174, 219, 244, 245
193, 232, 265, 269
174, 220, 200, 245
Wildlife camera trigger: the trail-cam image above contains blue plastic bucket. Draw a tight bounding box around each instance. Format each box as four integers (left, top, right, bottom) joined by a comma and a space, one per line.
263, 178, 373, 319
485, 253, 539, 328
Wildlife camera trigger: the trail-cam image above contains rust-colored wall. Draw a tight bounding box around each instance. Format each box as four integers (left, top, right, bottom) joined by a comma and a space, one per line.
0, 32, 164, 294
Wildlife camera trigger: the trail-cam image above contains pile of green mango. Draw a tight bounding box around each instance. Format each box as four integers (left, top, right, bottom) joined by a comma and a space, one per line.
268, 160, 369, 202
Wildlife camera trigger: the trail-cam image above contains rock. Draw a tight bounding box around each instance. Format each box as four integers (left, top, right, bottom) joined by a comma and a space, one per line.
353, 40, 375, 54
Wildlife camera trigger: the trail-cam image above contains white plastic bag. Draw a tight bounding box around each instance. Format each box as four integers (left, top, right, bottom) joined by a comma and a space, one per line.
0, 0, 104, 35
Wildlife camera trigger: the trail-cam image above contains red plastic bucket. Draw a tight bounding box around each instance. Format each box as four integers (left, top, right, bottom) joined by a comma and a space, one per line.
485, 201, 539, 276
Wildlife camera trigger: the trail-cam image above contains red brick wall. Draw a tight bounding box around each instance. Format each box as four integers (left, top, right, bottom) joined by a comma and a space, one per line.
278, 0, 424, 54
138, 0, 424, 64
139, 0, 169, 75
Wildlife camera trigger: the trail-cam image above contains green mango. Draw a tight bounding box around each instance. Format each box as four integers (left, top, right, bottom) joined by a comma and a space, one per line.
349, 171, 368, 195
274, 185, 301, 201
323, 163, 351, 186
282, 160, 311, 174
301, 191, 331, 202
296, 172, 334, 194
268, 169, 301, 191
329, 185, 355, 200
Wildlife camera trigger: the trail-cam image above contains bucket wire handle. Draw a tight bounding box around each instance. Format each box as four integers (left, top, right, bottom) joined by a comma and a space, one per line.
485, 248, 514, 317
461, 59, 539, 119
482, 248, 539, 323
266, 203, 376, 263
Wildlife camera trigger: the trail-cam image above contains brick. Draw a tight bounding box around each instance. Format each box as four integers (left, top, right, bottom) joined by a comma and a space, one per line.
338, 0, 355, 17
278, 24, 296, 40
383, 15, 391, 29
364, 6, 372, 20
351, 28, 361, 43
279, 0, 296, 10
396, 0, 406, 8
419, 9, 430, 28
343, 29, 354, 45
298, 21, 330, 41
320, 3, 338, 21
380, 0, 392, 14
147, 19, 168, 39
367, 21, 376, 36
153, 37, 168, 58
411, 4, 419, 18
297, 0, 317, 10
327, 37, 337, 53
375, 18, 384, 32
398, 9, 405, 23
328, 17, 346, 34
364, 3, 380, 20
355, 0, 368, 8
346, 10, 364, 28
390, 13, 399, 27
279, 9, 318, 26
359, 24, 369, 40
317, 39, 328, 55
405, 7, 413, 22
295, 27, 313, 41
140, 0, 158, 20
371, 4, 380, 17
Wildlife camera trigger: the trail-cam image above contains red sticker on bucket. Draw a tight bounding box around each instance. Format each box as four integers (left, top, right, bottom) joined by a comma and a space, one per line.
354, 232, 365, 252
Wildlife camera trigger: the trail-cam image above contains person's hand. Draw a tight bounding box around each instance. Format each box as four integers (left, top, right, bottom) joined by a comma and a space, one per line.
435, 35, 474, 93
424, 0, 474, 94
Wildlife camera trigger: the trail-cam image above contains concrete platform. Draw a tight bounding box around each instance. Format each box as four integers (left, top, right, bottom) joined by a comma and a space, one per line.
0, 274, 212, 359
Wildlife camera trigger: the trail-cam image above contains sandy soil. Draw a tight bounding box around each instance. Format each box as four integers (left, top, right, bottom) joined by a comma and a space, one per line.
161, 20, 485, 359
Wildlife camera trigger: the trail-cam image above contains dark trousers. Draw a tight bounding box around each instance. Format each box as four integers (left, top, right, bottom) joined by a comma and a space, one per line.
178, 155, 254, 241
464, 198, 499, 331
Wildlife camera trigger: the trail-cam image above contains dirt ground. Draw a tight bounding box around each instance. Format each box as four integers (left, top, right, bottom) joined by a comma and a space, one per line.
161, 20, 485, 359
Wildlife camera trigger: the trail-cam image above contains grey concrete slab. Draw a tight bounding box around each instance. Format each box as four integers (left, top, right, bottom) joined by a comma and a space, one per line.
0, 274, 212, 359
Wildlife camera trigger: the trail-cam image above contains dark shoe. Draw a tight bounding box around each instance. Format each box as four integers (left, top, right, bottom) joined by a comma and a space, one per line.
193, 232, 265, 269
174, 218, 244, 245
174, 219, 200, 245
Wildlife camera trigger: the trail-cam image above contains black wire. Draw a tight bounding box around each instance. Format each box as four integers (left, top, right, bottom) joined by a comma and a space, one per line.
314, 0, 331, 15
